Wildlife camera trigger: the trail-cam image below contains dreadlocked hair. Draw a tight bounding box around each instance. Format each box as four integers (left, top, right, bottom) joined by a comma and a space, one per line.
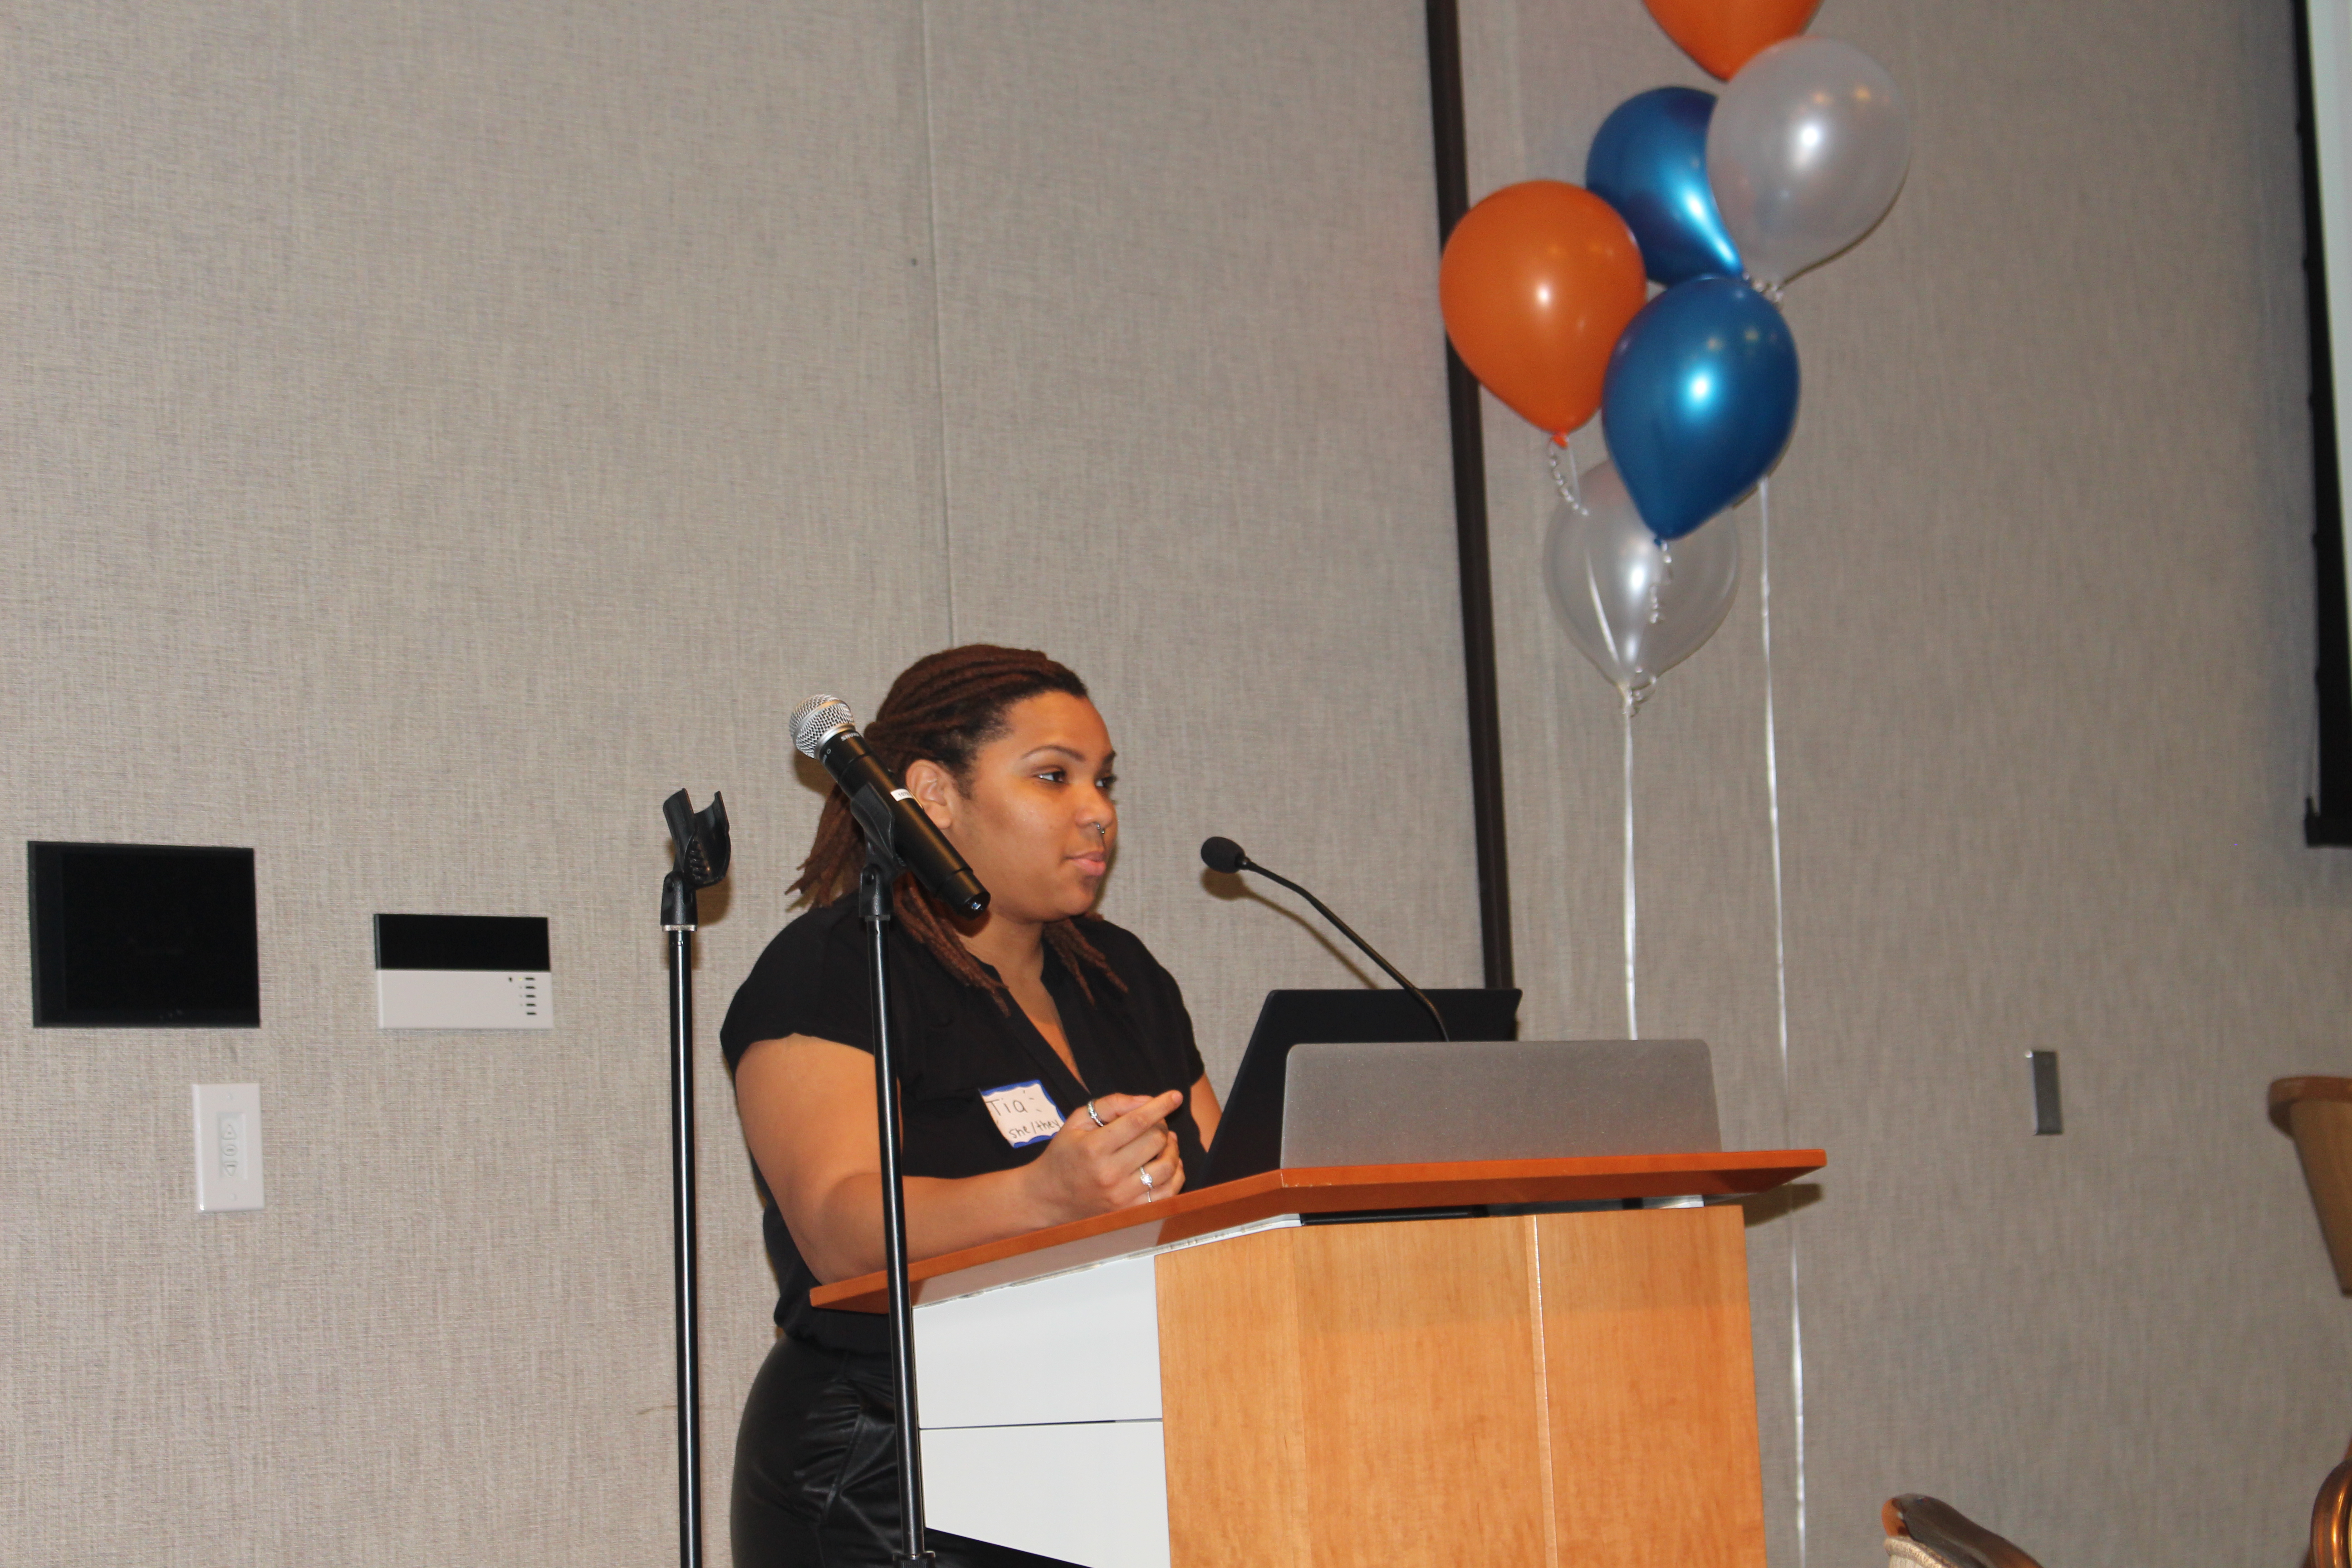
788, 644, 1129, 1011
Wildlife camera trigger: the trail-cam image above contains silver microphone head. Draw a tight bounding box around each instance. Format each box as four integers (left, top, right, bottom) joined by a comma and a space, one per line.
789, 694, 857, 759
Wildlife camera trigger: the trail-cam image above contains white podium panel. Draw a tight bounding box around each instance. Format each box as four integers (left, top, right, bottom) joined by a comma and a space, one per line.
915, 1254, 1166, 1568
914, 1254, 1161, 1428
922, 1421, 1169, 1568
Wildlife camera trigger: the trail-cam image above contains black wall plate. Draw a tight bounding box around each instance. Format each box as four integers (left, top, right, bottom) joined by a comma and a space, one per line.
29, 842, 260, 1027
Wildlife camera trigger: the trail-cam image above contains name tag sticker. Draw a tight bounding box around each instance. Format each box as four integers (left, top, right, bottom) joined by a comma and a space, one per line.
980, 1080, 1064, 1148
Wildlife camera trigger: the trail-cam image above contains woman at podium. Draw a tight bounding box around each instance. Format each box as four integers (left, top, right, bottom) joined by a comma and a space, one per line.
720, 644, 1221, 1568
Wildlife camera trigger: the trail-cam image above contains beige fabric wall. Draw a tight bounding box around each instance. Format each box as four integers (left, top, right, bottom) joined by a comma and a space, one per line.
1464, 1, 2352, 1564
9, 0, 2351, 1564
0, 2, 1472, 1562
917, 0, 1480, 1037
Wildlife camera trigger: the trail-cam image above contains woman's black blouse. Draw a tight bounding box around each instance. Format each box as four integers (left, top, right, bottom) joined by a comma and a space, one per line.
719, 898, 1209, 1356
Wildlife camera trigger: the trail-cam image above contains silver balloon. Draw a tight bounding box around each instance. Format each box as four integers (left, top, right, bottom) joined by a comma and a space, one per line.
1706, 37, 1911, 290
1545, 462, 1740, 710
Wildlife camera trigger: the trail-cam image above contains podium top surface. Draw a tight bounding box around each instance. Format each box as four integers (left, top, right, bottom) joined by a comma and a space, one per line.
810, 1148, 1823, 1313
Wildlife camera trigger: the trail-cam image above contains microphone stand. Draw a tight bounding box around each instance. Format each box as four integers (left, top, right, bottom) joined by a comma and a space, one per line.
660, 790, 729, 1568
848, 783, 936, 1568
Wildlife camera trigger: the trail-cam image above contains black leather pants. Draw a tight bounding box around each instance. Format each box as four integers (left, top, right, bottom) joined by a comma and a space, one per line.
732, 1335, 1078, 1568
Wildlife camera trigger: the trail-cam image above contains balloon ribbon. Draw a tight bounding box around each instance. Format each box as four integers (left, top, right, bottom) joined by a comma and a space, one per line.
1548, 440, 1583, 513
1621, 700, 1638, 1039
1758, 475, 1807, 1568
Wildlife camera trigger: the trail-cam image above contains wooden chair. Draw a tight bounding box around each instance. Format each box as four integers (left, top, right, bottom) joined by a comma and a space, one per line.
2273, 1079, 2352, 1568
1882, 1494, 2044, 1568
2313, 1457, 2352, 1568
2271, 1077, 2352, 1293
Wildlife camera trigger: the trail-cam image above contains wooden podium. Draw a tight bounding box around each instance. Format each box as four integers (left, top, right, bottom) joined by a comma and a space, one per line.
814, 1150, 1823, 1568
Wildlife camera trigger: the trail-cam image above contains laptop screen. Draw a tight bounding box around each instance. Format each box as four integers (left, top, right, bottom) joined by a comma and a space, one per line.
1201, 988, 1521, 1186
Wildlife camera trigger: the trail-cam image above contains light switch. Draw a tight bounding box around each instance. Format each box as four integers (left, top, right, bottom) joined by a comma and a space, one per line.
192, 1083, 264, 1211
2028, 1051, 2063, 1136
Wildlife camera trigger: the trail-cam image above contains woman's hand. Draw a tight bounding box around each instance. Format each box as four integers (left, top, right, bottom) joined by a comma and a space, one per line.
1020, 1089, 1186, 1222
737, 1036, 1191, 1281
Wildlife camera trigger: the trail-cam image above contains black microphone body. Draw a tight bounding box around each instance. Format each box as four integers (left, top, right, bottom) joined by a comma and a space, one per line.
1201, 837, 1449, 1042
797, 704, 989, 917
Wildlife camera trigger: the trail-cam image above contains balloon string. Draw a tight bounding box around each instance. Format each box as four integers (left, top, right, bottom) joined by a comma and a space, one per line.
1621, 698, 1638, 1040
1548, 440, 1584, 512
1759, 474, 1806, 1568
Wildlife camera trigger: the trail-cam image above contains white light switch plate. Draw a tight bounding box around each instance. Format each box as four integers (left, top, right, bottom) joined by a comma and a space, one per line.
192, 1083, 264, 1211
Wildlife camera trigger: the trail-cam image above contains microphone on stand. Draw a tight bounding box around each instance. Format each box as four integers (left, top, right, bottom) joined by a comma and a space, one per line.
791, 695, 989, 917
791, 694, 994, 1568
1200, 836, 1449, 1042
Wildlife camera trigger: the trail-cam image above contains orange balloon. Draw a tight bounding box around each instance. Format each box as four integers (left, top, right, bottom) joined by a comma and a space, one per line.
1439, 181, 1646, 441
1642, 0, 1822, 79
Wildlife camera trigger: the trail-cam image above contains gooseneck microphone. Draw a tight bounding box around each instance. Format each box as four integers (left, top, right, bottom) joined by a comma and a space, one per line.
792, 695, 990, 917
1200, 836, 1449, 1042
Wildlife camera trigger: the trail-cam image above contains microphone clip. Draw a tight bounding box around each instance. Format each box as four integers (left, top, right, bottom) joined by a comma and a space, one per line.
850, 783, 911, 921
661, 790, 731, 931
848, 783, 907, 870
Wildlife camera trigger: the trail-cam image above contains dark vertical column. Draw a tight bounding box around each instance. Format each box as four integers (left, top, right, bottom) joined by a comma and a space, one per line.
2294, 0, 2352, 845
1426, 0, 1517, 983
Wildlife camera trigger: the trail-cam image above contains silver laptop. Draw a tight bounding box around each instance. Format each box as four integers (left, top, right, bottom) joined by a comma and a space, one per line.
1277, 1038, 1720, 1169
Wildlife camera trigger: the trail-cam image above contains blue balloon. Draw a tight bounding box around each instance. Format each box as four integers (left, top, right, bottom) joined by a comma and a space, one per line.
1602, 277, 1799, 541
1585, 87, 1742, 287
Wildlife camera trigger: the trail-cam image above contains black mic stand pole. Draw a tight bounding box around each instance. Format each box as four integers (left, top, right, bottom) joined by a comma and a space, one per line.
850, 786, 936, 1568
662, 870, 707, 1568
660, 790, 730, 1568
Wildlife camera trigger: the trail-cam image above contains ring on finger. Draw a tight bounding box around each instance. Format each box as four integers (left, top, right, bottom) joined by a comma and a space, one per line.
1085, 1100, 1108, 1129
1139, 1167, 1155, 1192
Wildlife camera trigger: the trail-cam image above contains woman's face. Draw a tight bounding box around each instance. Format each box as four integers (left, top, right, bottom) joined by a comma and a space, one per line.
908, 691, 1117, 925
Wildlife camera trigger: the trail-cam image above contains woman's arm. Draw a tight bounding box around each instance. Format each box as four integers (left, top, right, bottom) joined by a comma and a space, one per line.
735, 1034, 1186, 1284
1189, 1073, 1221, 1147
